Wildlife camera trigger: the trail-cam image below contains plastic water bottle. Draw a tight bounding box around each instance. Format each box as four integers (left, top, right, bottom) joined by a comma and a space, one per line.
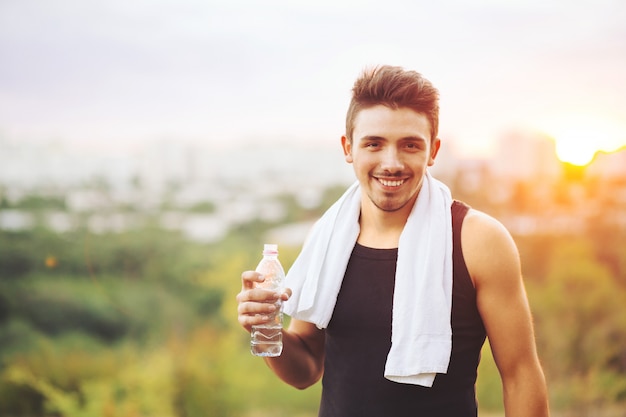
251, 243, 284, 357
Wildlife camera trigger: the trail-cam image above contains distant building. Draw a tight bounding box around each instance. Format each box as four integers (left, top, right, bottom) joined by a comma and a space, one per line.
428, 137, 461, 180
587, 147, 626, 179
492, 129, 561, 181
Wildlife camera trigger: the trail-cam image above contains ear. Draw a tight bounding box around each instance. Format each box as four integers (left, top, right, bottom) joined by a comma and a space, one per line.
341, 135, 353, 163
428, 138, 441, 166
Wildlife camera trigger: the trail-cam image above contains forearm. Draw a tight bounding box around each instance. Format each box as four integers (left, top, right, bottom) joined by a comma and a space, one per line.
237, 277, 323, 390
263, 329, 324, 390
502, 366, 550, 417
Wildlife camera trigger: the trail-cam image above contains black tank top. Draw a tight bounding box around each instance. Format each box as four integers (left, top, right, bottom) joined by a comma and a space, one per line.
319, 201, 486, 417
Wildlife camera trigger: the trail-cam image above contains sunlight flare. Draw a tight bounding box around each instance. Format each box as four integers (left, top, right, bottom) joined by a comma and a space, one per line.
543, 117, 626, 166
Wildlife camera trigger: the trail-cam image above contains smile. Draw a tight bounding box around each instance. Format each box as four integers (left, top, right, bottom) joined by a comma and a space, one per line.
377, 178, 405, 187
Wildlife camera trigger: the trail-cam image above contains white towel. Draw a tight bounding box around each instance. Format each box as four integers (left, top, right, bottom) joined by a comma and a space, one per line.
283, 172, 453, 387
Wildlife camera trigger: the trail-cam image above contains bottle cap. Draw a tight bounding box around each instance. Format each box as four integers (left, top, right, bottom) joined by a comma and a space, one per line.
263, 243, 278, 255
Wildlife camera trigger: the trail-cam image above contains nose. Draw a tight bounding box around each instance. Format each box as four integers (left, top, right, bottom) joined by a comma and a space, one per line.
380, 147, 404, 173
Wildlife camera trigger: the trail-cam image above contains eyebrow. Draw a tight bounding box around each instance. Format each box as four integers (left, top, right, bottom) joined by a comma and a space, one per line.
359, 135, 428, 143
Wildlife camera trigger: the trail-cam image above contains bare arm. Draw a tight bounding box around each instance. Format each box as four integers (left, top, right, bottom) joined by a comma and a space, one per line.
237, 271, 325, 389
463, 210, 550, 417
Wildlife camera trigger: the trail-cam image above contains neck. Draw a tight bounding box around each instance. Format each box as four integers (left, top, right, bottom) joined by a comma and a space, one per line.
357, 196, 415, 249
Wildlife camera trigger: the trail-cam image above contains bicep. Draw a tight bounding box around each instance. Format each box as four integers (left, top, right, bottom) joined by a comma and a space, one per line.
287, 318, 326, 362
463, 211, 539, 378
263, 318, 325, 389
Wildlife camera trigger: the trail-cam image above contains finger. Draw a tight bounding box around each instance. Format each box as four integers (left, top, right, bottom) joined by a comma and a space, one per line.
238, 310, 275, 331
237, 300, 280, 332
236, 288, 279, 304
280, 287, 292, 301
241, 270, 263, 290
237, 300, 278, 317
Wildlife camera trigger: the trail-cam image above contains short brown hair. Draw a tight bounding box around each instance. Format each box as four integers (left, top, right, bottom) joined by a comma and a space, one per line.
345, 65, 440, 143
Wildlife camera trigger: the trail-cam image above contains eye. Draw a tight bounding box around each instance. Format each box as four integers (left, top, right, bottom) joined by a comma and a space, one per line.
404, 141, 425, 151
363, 140, 382, 150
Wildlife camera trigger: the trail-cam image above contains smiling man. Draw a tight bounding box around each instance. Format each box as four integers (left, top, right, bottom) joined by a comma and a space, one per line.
237, 65, 550, 417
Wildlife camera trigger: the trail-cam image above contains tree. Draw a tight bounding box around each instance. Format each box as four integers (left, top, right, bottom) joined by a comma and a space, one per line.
528, 240, 626, 413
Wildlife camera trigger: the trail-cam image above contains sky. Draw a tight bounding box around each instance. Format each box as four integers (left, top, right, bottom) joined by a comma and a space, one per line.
1, 0, 625, 162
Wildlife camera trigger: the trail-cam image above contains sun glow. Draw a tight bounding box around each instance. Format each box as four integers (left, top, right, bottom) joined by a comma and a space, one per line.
544, 117, 626, 166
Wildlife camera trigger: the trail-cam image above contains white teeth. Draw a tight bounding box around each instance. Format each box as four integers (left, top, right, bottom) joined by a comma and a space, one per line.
379, 179, 404, 187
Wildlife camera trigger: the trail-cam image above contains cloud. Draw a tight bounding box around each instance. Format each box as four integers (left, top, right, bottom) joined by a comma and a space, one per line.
0, 0, 625, 155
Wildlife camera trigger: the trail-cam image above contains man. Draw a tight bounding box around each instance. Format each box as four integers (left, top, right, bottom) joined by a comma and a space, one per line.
237, 65, 549, 416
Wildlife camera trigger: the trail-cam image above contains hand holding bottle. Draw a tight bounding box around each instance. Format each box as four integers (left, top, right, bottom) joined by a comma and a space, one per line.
237, 271, 291, 331
236, 244, 291, 356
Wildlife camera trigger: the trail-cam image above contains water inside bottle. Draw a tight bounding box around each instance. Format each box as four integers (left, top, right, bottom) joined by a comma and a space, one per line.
251, 324, 283, 357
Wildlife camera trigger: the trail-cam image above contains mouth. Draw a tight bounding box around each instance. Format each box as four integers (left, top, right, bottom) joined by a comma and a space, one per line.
376, 177, 406, 188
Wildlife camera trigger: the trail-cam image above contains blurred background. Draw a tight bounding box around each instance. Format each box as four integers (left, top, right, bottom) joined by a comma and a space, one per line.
1, 0, 625, 416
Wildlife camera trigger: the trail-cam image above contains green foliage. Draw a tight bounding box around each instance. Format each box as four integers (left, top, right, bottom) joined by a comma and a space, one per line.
0, 214, 308, 416
0, 377, 46, 416
0, 324, 320, 417
0, 225, 218, 285
187, 201, 216, 213
11, 194, 67, 210
476, 341, 504, 412
0, 229, 69, 278
528, 240, 626, 411
1, 183, 625, 416
2, 342, 177, 417
1, 275, 213, 346
316, 185, 349, 213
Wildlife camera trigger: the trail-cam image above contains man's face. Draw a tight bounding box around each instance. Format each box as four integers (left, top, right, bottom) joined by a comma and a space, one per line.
341, 105, 440, 213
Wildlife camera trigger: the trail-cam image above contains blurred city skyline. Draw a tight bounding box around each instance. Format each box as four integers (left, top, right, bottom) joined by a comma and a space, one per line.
1, 0, 625, 166
1, 127, 624, 244
1, 127, 624, 192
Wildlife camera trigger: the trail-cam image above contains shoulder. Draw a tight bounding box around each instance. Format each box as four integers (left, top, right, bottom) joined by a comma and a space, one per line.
462, 208, 512, 241
461, 208, 521, 289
